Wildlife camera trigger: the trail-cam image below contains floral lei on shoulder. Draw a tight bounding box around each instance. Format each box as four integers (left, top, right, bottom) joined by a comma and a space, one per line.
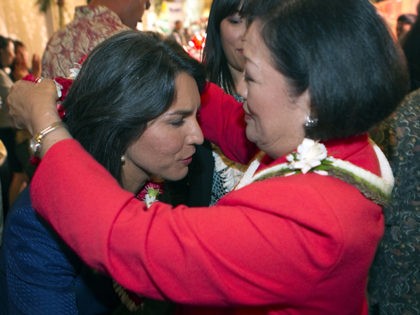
113, 180, 163, 311
236, 138, 394, 206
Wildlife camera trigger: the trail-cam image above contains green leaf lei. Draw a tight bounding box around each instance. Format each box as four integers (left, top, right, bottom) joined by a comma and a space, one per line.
236, 139, 394, 206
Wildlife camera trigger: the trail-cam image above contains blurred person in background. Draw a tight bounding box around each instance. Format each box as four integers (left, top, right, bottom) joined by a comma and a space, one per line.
169, 20, 188, 47
10, 40, 41, 82
401, 2, 420, 91
0, 36, 25, 216
396, 13, 416, 43
42, 0, 151, 78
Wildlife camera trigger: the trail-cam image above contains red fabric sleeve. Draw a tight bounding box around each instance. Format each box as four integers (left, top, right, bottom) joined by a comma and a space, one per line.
199, 82, 258, 164
30, 135, 381, 312
29, 140, 337, 305
31, 139, 136, 272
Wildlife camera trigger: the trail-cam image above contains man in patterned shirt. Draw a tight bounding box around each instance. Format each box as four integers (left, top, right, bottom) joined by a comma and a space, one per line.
42, 0, 151, 78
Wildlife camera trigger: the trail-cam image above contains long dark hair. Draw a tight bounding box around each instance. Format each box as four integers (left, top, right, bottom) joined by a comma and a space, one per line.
63, 31, 206, 183
202, 0, 244, 95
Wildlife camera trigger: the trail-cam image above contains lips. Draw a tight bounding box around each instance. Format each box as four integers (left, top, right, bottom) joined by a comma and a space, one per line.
181, 149, 196, 165
181, 156, 193, 165
243, 104, 252, 123
244, 113, 252, 123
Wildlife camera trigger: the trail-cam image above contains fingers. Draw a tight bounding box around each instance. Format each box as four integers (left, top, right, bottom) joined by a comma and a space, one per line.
7, 79, 61, 135
10, 117, 26, 131
7, 80, 38, 133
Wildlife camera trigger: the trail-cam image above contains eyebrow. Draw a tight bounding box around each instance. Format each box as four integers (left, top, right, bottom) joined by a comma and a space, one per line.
165, 106, 200, 117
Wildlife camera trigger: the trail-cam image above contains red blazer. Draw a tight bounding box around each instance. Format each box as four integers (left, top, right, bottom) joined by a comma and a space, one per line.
30, 84, 382, 315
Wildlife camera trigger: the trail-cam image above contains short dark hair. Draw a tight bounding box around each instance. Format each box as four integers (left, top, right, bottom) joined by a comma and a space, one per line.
244, 0, 409, 140
202, 0, 244, 95
63, 30, 206, 183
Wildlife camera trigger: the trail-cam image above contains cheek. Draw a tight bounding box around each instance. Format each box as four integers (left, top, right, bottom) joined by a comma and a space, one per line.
247, 96, 281, 136
146, 139, 188, 180
145, 131, 185, 162
127, 141, 172, 176
220, 24, 234, 47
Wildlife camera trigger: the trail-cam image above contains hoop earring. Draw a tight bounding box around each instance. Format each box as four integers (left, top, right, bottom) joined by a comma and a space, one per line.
304, 116, 318, 128
121, 155, 126, 165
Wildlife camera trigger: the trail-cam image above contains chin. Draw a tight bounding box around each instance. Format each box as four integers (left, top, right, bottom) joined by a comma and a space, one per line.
245, 127, 257, 144
166, 168, 189, 182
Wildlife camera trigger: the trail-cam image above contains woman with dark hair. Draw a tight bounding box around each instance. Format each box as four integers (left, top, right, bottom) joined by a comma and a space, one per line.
203, 0, 246, 98
201, 0, 248, 204
7, 0, 408, 314
0, 30, 205, 314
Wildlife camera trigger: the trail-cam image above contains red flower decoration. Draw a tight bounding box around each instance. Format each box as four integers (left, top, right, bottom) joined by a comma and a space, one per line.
22, 74, 74, 165
137, 181, 163, 204
77, 54, 88, 65
22, 73, 41, 83
54, 77, 73, 102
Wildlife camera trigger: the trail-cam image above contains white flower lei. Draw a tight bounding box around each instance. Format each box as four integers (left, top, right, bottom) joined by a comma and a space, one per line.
236, 138, 394, 206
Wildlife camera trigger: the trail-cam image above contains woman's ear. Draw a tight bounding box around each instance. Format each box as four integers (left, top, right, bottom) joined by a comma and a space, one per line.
295, 89, 311, 122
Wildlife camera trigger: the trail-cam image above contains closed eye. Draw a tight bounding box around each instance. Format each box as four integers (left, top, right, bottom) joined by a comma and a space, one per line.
244, 73, 254, 83
170, 119, 185, 127
227, 13, 243, 24
228, 17, 243, 24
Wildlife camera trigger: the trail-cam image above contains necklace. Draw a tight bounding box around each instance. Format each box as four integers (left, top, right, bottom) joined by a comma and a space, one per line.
113, 181, 163, 310
236, 138, 393, 206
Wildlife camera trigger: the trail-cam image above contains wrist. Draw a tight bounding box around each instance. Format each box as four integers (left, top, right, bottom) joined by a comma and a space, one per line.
30, 121, 67, 158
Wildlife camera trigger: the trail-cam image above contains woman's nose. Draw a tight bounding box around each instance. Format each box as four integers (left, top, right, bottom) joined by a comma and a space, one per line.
189, 118, 204, 145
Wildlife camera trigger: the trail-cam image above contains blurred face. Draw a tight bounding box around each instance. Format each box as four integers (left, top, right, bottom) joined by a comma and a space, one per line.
121, 72, 204, 192
396, 22, 412, 39
242, 21, 309, 159
0, 41, 15, 68
122, 0, 151, 29
15, 45, 29, 67
220, 11, 246, 72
